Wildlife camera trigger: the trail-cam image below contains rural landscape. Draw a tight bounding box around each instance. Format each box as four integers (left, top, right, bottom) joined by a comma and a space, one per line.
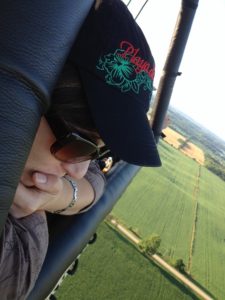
56, 107, 225, 300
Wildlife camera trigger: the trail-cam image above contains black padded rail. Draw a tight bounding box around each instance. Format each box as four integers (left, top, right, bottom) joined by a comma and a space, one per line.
0, 0, 95, 233
28, 161, 141, 300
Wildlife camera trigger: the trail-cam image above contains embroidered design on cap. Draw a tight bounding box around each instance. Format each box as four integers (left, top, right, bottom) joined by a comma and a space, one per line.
96, 41, 154, 94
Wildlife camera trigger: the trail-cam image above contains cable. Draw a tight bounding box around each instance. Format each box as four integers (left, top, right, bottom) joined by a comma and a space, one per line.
127, 0, 132, 7
135, 0, 149, 20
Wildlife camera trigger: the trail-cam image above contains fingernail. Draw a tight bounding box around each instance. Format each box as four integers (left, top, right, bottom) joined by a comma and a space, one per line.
36, 173, 47, 183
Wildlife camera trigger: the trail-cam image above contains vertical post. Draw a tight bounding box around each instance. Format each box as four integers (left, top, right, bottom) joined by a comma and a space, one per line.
151, 0, 199, 143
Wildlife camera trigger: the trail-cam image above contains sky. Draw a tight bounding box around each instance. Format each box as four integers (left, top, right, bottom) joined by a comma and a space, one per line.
122, 0, 225, 141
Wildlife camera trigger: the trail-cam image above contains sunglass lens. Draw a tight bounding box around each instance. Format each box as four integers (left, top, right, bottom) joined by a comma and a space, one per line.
54, 139, 97, 163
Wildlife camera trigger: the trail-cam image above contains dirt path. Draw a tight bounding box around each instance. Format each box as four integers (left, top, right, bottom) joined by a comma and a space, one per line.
110, 218, 214, 300
187, 165, 201, 272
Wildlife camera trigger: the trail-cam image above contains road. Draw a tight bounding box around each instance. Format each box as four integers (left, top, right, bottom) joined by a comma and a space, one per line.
110, 218, 214, 300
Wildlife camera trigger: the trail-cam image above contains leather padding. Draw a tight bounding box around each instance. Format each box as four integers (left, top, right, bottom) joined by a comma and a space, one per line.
0, 0, 95, 232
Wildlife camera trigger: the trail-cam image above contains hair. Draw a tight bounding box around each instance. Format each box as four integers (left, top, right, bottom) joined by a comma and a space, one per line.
46, 63, 100, 142
95, 0, 102, 10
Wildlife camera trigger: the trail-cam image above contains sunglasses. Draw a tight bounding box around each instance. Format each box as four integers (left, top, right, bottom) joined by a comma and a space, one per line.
50, 131, 110, 163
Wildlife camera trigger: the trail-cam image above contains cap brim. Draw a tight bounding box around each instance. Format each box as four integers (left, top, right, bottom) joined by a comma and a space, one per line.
79, 70, 161, 167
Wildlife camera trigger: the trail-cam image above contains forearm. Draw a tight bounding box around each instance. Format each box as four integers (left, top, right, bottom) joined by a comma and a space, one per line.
79, 160, 106, 212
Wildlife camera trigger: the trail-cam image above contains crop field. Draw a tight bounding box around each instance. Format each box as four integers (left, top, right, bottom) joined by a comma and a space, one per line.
56, 222, 198, 300
112, 141, 200, 262
112, 140, 225, 299
162, 127, 205, 165
191, 167, 225, 298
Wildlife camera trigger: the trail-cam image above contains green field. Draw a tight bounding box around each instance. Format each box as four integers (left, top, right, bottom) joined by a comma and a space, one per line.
112, 141, 199, 262
191, 167, 225, 297
56, 222, 199, 300
112, 141, 225, 299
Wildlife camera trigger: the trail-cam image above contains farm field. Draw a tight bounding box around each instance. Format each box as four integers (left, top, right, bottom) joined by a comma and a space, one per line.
112, 141, 200, 262
191, 167, 225, 297
56, 222, 199, 300
112, 140, 225, 300
162, 127, 205, 165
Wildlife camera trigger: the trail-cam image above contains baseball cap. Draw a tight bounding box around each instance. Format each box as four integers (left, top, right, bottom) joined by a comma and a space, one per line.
69, 0, 161, 167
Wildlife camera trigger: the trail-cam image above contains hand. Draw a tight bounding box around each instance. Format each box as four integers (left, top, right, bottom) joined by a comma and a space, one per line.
10, 172, 72, 218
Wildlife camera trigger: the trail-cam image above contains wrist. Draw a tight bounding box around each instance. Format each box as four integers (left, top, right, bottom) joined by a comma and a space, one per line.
53, 176, 78, 214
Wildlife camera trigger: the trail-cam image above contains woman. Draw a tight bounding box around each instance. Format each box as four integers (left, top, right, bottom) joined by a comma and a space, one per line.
10, 64, 107, 218
0, 0, 161, 298
0, 64, 106, 300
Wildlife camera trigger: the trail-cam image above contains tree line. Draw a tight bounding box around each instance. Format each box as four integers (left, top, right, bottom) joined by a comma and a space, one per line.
139, 234, 186, 273
205, 154, 225, 181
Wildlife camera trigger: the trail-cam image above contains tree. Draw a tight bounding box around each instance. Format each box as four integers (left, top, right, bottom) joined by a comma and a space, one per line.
174, 259, 186, 273
139, 234, 161, 255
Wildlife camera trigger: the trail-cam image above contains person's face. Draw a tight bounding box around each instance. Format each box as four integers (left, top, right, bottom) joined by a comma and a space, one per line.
20, 117, 94, 187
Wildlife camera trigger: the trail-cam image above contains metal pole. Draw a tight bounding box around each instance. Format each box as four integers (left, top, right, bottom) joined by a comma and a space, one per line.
151, 0, 199, 143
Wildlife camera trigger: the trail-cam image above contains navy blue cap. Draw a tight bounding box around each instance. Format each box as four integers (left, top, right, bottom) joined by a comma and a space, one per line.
69, 0, 161, 167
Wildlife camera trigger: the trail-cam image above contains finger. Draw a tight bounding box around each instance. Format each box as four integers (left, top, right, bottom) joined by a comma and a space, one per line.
32, 172, 62, 195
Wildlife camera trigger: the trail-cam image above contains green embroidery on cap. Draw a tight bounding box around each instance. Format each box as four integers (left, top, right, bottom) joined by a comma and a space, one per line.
97, 49, 153, 94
